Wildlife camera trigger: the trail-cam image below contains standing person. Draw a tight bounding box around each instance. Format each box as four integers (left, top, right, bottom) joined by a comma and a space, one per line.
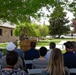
24, 41, 39, 69
45, 42, 56, 60
41, 48, 70, 75
32, 47, 48, 69
19, 31, 28, 40
0, 51, 28, 75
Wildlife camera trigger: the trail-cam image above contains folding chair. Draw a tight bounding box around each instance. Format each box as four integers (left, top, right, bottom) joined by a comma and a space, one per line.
27, 69, 44, 75
69, 68, 76, 74
24, 60, 33, 64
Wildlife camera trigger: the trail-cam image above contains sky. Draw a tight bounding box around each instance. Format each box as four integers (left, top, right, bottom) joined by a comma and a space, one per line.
32, 0, 74, 25
31, 7, 74, 25
33, 10, 74, 25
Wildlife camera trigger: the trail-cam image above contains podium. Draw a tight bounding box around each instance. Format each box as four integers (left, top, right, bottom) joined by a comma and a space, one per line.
20, 39, 37, 52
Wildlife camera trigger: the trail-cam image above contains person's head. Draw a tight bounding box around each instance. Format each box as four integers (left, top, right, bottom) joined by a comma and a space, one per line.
30, 41, 36, 48
6, 51, 18, 67
49, 42, 56, 49
39, 47, 47, 57
6, 42, 16, 52
64, 41, 74, 52
47, 48, 65, 75
72, 41, 76, 51
13, 40, 18, 48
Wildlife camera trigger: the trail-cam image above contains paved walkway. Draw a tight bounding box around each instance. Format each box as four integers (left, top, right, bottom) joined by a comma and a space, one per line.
36, 40, 66, 50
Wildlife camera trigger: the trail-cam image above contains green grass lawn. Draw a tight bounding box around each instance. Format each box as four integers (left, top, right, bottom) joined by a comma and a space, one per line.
36, 40, 60, 47
0, 38, 75, 55
36, 38, 75, 46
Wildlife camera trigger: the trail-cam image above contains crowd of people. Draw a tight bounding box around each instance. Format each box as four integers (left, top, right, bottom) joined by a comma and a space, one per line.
0, 40, 76, 75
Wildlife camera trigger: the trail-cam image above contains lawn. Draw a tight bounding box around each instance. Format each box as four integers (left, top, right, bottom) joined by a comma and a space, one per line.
36, 38, 75, 46
36, 40, 60, 47
0, 38, 75, 55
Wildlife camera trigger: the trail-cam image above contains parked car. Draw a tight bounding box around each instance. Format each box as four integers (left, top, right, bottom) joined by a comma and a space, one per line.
46, 36, 52, 39
60, 35, 74, 38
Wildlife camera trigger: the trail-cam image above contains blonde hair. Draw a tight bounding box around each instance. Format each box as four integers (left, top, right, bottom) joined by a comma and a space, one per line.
47, 48, 65, 75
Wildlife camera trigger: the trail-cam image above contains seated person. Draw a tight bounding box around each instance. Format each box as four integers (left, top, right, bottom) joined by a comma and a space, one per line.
0, 48, 3, 58
45, 42, 56, 60
24, 41, 39, 69
63, 41, 76, 68
24, 41, 39, 60
63, 41, 76, 75
41, 48, 70, 75
1, 48, 23, 69
32, 47, 48, 69
6, 41, 24, 59
0, 51, 28, 75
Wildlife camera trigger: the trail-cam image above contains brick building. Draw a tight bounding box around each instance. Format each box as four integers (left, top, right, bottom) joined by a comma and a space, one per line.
0, 23, 18, 43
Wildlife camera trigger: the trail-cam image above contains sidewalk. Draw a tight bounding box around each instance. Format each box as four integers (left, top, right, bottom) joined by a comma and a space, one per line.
36, 40, 66, 50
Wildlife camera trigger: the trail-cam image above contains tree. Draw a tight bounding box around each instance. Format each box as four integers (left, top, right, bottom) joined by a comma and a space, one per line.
39, 25, 49, 36
68, 1, 76, 18
14, 22, 49, 38
14, 22, 39, 37
0, 0, 69, 24
49, 5, 70, 38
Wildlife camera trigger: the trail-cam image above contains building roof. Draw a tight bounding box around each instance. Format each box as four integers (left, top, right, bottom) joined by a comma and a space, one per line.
0, 23, 16, 28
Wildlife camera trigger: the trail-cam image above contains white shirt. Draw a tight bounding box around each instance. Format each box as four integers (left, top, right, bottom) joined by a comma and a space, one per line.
45, 49, 52, 60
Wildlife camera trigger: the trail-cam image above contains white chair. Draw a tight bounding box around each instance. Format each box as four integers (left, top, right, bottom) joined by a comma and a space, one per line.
27, 69, 44, 75
69, 68, 76, 73
24, 60, 33, 64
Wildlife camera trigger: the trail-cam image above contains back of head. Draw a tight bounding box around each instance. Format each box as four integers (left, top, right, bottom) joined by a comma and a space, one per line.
30, 41, 36, 48
64, 41, 74, 51
72, 41, 76, 51
6, 51, 18, 66
49, 42, 56, 49
47, 48, 65, 75
39, 47, 47, 57
6, 42, 16, 51
13, 40, 18, 48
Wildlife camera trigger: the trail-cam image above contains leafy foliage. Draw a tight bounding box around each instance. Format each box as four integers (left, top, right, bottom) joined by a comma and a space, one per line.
14, 22, 38, 37
39, 25, 49, 36
68, 1, 76, 17
0, 0, 69, 24
14, 23, 49, 37
49, 5, 70, 37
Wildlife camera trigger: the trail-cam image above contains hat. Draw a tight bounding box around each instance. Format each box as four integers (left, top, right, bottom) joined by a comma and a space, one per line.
6, 42, 16, 51
64, 41, 74, 49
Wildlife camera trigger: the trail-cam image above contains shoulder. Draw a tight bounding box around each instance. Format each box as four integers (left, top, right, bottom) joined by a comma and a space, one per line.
33, 59, 48, 67
41, 70, 48, 75
14, 48, 22, 52
1, 55, 6, 60
33, 49, 39, 52
0, 69, 28, 75
25, 49, 31, 54
15, 69, 28, 75
33, 59, 38, 61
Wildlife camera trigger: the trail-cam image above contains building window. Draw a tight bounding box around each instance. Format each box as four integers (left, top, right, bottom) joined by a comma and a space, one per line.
0, 29, 2, 36
11, 30, 13, 36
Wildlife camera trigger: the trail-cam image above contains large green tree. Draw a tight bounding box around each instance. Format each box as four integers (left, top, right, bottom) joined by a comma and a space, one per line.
14, 22, 39, 37
68, 1, 76, 18
39, 25, 49, 36
49, 5, 70, 38
14, 23, 49, 37
0, 0, 69, 24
